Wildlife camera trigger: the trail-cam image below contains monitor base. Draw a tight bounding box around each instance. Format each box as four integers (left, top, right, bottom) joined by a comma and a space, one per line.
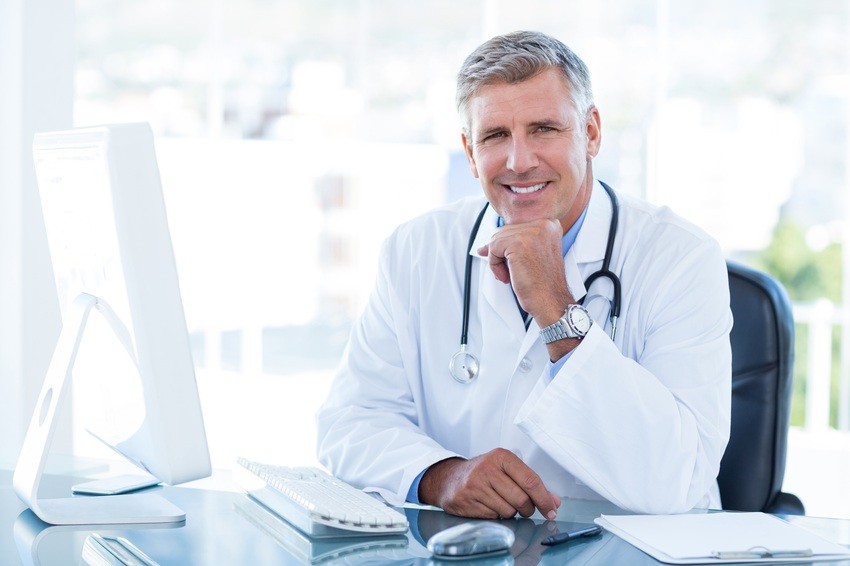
72, 474, 161, 496
32, 493, 185, 525
13, 294, 185, 526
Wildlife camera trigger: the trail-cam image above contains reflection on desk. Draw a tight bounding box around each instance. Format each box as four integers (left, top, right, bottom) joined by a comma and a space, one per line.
5, 468, 850, 565
14, 508, 181, 566
409, 507, 654, 566
233, 496, 410, 564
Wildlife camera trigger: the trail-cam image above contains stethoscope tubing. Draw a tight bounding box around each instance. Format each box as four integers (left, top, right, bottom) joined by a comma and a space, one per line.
585, 180, 621, 336
460, 202, 491, 347
451, 181, 621, 383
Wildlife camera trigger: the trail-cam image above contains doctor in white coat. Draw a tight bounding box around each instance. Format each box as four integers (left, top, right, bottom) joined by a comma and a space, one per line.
316, 31, 732, 519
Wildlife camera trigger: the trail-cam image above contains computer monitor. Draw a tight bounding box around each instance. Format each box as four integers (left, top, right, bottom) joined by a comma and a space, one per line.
13, 123, 211, 525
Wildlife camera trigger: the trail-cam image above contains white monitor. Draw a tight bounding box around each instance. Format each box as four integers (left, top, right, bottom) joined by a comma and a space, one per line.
13, 123, 211, 525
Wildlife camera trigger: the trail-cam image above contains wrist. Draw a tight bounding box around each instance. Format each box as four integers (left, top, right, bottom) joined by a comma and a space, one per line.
547, 337, 581, 362
419, 457, 464, 506
532, 292, 575, 328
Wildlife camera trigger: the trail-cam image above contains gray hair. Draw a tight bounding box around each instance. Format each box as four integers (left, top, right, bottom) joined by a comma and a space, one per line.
456, 31, 594, 132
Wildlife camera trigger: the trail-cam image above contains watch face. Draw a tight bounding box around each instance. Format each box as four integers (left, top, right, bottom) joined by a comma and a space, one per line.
568, 305, 592, 335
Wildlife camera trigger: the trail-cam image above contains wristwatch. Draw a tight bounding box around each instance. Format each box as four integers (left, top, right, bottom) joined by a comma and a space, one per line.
539, 304, 592, 343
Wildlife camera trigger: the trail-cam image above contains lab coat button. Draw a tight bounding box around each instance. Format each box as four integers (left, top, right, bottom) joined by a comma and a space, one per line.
519, 357, 533, 372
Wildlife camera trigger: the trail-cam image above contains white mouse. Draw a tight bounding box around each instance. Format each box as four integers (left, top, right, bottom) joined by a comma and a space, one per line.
427, 521, 515, 559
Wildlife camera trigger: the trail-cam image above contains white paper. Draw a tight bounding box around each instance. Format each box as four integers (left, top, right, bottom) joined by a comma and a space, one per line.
596, 512, 850, 564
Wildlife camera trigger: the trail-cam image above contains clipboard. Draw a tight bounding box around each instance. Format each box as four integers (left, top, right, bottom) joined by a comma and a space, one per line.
595, 512, 850, 564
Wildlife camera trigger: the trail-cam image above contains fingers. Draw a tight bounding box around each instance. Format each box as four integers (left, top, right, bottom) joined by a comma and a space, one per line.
444, 494, 518, 520
500, 456, 559, 520
485, 471, 538, 518
477, 244, 510, 283
422, 449, 559, 520
477, 220, 570, 318
436, 463, 525, 519
551, 493, 562, 510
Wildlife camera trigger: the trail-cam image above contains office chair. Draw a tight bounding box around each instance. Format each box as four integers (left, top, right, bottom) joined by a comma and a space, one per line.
717, 260, 805, 515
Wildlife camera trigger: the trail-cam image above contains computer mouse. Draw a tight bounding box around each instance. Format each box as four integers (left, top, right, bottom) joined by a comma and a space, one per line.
426, 521, 515, 559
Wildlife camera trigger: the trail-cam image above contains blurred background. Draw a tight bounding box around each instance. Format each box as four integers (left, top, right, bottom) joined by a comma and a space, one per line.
4, 0, 850, 518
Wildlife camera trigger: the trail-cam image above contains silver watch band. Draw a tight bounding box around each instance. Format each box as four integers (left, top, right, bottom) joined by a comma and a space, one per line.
539, 304, 591, 343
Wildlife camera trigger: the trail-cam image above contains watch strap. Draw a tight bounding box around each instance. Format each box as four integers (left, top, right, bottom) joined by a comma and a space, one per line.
540, 304, 591, 343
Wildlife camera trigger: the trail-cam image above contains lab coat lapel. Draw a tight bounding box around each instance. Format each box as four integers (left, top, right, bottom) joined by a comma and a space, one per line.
572, 181, 612, 270
573, 181, 618, 331
469, 205, 520, 334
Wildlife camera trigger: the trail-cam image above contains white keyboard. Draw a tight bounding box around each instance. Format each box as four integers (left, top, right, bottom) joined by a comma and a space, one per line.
234, 458, 409, 537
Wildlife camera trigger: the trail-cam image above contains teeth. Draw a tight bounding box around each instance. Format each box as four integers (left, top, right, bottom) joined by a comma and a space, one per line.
509, 183, 546, 194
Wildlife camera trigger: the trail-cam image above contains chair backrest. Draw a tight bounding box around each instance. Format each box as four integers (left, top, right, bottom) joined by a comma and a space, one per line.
718, 260, 797, 512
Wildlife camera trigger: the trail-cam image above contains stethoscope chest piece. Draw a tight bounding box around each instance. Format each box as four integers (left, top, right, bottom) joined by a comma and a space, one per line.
449, 346, 479, 384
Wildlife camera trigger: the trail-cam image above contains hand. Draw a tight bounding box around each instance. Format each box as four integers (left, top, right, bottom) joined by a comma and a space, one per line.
418, 448, 561, 520
477, 219, 572, 326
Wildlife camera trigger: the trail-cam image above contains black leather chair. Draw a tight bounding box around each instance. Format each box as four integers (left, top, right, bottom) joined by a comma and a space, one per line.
717, 260, 805, 514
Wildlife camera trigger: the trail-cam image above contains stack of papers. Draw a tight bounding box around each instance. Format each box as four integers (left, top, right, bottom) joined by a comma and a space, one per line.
595, 512, 850, 564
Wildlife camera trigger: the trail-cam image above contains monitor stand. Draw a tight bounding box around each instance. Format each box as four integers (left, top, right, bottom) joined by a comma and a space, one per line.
13, 293, 186, 525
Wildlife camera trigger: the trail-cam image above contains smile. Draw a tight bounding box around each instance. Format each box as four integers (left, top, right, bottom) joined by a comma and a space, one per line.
508, 182, 546, 194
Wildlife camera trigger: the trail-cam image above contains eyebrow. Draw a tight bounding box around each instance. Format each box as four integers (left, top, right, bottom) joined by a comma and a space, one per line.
529, 118, 569, 129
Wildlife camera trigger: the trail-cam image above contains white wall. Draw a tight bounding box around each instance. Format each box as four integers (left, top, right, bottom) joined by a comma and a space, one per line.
0, 0, 73, 467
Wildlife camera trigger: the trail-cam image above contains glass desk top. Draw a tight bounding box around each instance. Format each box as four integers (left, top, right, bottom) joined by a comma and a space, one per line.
2, 468, 849, 565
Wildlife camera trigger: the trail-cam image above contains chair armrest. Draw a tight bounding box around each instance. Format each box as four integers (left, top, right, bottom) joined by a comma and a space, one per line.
766, 491, 805, 515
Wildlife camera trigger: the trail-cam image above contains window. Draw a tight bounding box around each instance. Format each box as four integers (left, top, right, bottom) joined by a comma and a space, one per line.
68, 0, 850, 516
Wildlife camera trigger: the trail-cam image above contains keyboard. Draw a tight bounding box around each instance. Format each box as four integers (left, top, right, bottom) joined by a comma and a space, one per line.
234, 458, 409, 537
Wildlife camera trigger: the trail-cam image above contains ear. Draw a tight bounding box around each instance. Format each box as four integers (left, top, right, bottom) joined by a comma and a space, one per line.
461, 131, 480, 178
585, 106, 602, 158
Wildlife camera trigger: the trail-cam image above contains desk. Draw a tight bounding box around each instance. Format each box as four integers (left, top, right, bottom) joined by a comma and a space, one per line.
2, 468, 850, 565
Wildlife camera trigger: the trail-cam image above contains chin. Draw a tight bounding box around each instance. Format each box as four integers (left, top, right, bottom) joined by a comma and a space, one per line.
501, 205, 554, 226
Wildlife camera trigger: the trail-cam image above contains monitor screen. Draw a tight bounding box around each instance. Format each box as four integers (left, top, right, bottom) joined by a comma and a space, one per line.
31, 123, 211, 486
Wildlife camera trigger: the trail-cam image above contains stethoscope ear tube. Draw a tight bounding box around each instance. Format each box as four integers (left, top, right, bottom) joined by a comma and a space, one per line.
582, 268, 621, 341
583, 268, 621, 319
581, 181, 622, 336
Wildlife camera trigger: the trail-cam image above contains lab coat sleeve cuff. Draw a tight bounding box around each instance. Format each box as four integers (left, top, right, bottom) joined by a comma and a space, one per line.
514, 323, 607, 455
516, 330, 596, 425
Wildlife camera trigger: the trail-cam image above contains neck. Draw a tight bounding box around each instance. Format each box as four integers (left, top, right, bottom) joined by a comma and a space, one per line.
559, 163, 594, 235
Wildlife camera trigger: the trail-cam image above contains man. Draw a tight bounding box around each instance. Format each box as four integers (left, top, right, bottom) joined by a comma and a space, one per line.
317, 31, 732, 519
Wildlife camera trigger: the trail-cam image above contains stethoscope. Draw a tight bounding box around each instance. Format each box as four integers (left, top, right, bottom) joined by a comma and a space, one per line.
449, 181, 622, 384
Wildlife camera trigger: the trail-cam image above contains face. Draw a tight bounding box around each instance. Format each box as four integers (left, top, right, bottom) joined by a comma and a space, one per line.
461, 68, 601, 233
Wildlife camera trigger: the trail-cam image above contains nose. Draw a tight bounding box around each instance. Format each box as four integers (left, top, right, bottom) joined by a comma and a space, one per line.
506, 134, 538, 173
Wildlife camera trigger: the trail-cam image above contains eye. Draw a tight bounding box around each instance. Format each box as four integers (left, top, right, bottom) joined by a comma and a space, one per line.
481, 131, 507, 142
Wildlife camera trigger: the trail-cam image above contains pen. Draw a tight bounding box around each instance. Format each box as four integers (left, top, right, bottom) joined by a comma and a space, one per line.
540, 525, 603, 546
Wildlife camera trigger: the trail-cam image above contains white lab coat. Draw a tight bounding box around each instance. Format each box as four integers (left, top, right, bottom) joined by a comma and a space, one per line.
316, 180, 732, 514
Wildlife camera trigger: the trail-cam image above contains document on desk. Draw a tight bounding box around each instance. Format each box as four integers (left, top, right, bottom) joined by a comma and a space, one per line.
595, 512, 850, 564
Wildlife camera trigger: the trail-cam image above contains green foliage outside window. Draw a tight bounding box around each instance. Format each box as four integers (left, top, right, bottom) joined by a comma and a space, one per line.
751, 216, 843, 427
755, 217, 841, 304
